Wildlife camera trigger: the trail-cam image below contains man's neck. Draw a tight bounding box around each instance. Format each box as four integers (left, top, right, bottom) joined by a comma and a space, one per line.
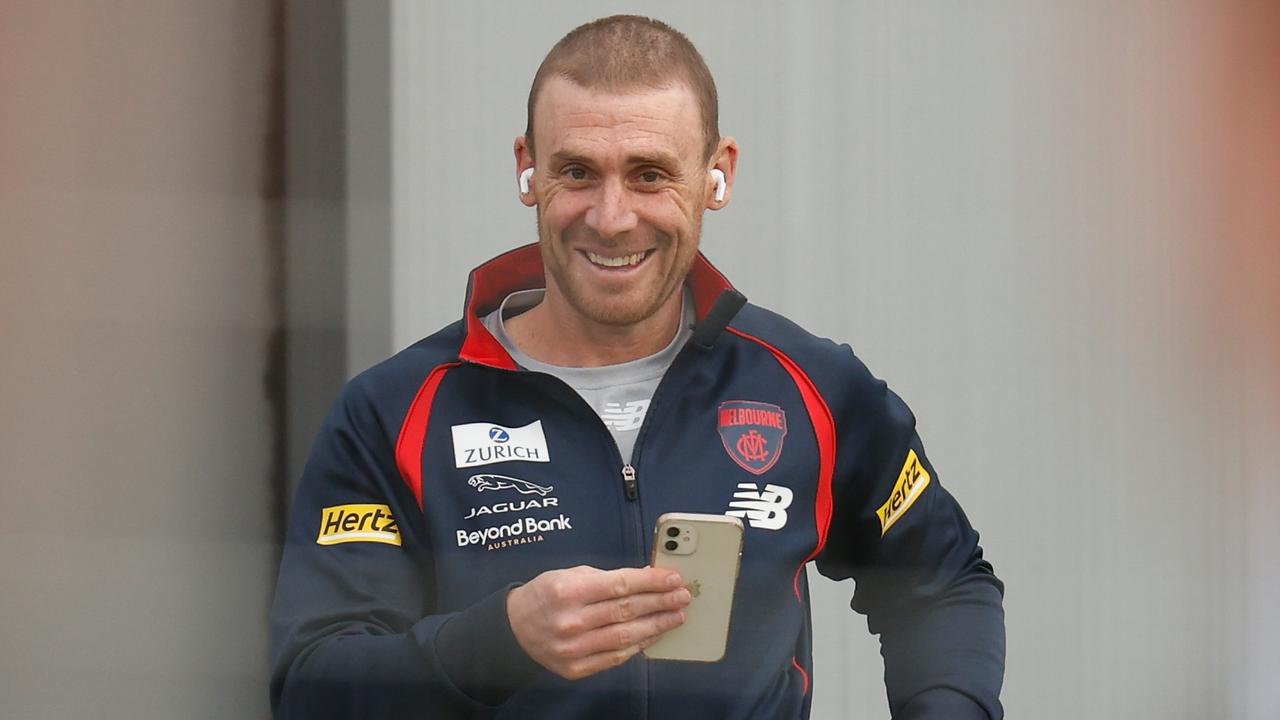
503, 291, 685, 368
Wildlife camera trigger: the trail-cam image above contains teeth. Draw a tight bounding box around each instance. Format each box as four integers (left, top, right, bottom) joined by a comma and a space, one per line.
587, 251, 646, 268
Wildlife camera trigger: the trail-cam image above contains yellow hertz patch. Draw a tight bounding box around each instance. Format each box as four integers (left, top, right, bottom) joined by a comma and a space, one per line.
317, 504, 401, 546
875, 450, 932, 536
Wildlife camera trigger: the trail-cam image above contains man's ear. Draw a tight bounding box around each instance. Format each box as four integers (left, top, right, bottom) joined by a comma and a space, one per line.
707, 137, 740, 210
514, 135, 536, 207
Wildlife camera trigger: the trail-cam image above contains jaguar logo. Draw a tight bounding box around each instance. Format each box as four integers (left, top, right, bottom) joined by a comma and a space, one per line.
467, 474, 553, 496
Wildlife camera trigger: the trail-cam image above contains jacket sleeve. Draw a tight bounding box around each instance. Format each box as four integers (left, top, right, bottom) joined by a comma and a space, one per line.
268, 380, 542, 719
814, 361, 1006, 720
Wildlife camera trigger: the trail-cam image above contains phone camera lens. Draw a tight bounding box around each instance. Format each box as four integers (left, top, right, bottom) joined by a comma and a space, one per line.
664, 540, 679, 552
666, 526, 680, 538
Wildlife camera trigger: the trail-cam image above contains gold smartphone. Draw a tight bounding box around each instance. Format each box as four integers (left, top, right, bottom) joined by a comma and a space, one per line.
642, 512, 744, 662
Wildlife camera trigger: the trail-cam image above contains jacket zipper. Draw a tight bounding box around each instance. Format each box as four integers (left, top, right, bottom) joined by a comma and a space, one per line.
618, 343, 702, 720
621, 464, 638, 501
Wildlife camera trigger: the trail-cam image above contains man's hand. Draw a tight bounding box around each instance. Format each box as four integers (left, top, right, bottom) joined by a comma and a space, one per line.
507, 565, 691, 680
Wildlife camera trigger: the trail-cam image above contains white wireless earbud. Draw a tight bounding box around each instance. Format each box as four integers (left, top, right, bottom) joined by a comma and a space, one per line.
709, 169, 726, 202
519, 167, 535, 195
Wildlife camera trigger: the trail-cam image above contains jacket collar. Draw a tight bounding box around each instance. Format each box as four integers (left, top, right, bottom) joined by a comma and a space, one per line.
458, 243, 744, 369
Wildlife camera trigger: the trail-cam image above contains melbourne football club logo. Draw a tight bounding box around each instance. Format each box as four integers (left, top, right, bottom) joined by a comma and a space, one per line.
717, 400, 787, 475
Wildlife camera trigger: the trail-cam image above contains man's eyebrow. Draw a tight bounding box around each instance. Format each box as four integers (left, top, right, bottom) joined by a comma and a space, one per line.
547, 150, 593, 167
547, 149, 684, 169
625, 151, 682, 169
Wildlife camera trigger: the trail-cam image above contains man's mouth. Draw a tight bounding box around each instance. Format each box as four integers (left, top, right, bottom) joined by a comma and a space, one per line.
585, 250, 649, 268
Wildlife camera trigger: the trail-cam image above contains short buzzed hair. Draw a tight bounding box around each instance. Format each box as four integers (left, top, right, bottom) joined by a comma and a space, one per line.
525, 15, 720, 162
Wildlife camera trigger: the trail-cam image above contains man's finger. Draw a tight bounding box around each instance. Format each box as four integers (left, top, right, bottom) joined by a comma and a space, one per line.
579, 588, 692, 631
560, 609, 686, 659
562, 643, 646, 681
575, 566, 682, 604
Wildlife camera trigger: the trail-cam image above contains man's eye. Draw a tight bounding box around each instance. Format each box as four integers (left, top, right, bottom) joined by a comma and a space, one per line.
565, 167, 588, 181
639, 171, 662, 183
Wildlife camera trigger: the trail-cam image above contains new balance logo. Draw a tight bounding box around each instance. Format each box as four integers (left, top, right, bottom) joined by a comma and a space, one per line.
726, 483, 793, 530
599, 400, 650, 432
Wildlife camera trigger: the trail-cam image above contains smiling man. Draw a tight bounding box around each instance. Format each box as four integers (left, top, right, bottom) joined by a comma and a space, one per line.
507, 75, 728, 365
271, 15, 1005, 720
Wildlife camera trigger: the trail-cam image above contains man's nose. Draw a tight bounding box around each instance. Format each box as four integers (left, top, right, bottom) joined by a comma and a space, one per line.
584, 177, 638, 239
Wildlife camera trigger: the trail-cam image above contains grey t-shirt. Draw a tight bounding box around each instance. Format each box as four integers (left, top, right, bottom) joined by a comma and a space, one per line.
482, 289, 693, 463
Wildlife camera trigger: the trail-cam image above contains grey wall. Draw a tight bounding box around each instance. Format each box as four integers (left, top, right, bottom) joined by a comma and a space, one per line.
352, 2, 1280, 719
1, 1, 277, 717
285, 0, 350, 500
345, 0, 394, 378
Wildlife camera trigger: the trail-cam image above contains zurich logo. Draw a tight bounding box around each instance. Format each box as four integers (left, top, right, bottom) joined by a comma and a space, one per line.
488, 427, 510, 443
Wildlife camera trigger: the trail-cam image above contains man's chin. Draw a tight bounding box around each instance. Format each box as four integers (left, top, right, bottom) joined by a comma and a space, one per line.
578, 302, 660, 328
564, 288, 671, 328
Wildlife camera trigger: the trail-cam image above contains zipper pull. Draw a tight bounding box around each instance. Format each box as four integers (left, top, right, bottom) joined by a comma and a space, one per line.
621, 464, 638, 501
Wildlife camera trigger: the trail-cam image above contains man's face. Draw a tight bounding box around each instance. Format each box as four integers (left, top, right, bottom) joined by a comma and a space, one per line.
520, 77, 713, 328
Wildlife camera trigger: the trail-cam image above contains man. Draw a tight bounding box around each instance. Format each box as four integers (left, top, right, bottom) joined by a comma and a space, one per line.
271, 15, 1005, 719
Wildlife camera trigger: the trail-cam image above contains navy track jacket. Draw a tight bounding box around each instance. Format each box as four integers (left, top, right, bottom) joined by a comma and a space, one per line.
270, 246, 1005, 719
